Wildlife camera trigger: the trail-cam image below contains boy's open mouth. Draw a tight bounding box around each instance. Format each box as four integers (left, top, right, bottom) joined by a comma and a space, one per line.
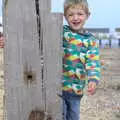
72, 22, 80, 26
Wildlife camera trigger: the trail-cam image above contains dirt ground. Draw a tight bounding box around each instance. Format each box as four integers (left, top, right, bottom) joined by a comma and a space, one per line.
80, 86, 120, 120
80, 48, 120, 120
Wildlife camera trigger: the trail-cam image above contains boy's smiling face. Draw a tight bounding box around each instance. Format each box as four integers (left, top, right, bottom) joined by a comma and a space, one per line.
65, 7, 89, 32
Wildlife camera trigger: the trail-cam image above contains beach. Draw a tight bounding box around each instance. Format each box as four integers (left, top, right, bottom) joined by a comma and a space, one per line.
81, 48, 120, 120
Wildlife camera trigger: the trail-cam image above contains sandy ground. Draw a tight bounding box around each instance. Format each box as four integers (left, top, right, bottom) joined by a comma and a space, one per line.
80, 48, 120, 120
0, 48, 120, 120
80, 86, 120, 120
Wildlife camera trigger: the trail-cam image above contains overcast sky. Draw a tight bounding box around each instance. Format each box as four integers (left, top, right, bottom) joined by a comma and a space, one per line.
0, 0, 120, 31
51, 0, 120, 31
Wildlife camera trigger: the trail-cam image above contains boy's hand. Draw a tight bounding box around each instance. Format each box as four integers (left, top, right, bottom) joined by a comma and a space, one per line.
0, 36, 4, 48
87, 81, 97, 95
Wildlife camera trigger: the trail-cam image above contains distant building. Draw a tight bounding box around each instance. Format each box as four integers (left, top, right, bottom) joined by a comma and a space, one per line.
86, 28, 109, 33
115, 28, 120, 39
85, 28, 110, 39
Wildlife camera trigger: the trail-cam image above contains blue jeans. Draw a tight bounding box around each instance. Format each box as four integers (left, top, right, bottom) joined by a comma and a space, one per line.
62, 91, 83, 120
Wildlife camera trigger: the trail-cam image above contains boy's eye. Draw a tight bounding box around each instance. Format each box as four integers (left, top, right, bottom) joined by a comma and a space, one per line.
78, 13, 85, 16
78, 13, 83, 15
68, 14, 73, 17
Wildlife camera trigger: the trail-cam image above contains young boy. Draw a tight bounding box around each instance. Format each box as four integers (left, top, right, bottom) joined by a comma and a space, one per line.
62, 0, 101, 120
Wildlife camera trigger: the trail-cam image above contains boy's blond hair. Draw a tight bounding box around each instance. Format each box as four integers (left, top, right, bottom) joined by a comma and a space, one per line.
64, 0, 90, 16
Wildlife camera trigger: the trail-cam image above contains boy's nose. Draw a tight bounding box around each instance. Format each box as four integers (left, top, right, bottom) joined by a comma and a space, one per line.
73, 14, 79, 20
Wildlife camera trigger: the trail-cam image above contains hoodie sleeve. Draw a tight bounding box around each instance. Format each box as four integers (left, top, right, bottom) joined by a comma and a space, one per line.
85, 36, 101, 84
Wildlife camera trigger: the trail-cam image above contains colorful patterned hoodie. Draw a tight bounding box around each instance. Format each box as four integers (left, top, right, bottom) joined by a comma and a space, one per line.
62, 25, 101, 95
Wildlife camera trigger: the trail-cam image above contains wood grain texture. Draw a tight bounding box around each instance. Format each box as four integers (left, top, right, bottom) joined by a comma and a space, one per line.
3, 0, 43, 119
42, 13, 63, 120
3, 0, 63, 120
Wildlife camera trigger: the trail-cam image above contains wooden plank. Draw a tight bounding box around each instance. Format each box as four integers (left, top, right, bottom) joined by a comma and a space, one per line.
39, 0, 51, 12
21, 0, 44, 118
42, 13, 63, 120
4, 0, 63, 119
3, 0, 43, 119
4, 0, 24, 119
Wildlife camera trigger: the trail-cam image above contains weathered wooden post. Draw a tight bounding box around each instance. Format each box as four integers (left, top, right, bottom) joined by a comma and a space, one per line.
3, 0, 63, 120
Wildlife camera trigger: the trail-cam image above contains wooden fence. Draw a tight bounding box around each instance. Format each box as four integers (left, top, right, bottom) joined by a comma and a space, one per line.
3, 0, 63, 119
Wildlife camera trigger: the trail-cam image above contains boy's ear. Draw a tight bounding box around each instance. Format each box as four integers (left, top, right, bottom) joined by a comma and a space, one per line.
64, 13, 66, 17
87, 12, 90, 19
64, 14, 67, 20
88, 12, 91, 16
